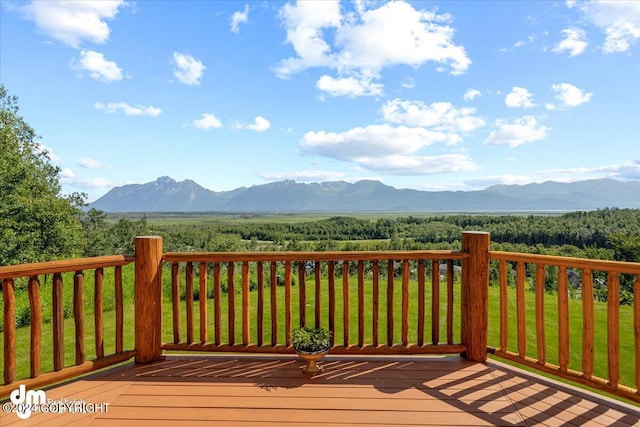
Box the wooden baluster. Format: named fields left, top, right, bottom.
left=372, top=261, right=379, bottom=347
left=242, top=261, right=250, bottom=345
left=213, top=262, right=221, bottom=346
left=358, top=260, right=365, bottom=348
left=29, top=276, right=42, bottom=378
left=115, top=266, right=123, bottom=353
left=447, top=260, right=454, bottom=345
left=171, top=263, right=181, bottom=344
left=558, top=266, right=569, bottom=372
left=315, top=261, right=322, bottom=329
left=227, top=262, right=235, bottom=346
left=53, top=273, right=64, bottom=371
left=74, top=271, right=85, bottom=364
left=343, top=260, right=350, bottom=347
left=270, top=261, right=278, bottom=346
left=608, top=272, right=620, bottom=387
left=499, top=259, right=508, bottom=352
left=535, top=264, right=546, bottom=364
left=431, top=261, right=440, bottom=345
left=402, top=260, right=409, bottom=346
left=387, top=260, right=394, bottom=346
left=257, top=261, right=264, bottom=346
left=285, top=261, right=292, bottom=346
left=417, top=260, right=425, bottom=346
left=3, top=278, right=16, bottom=384
left=516, top=262, right=526, bottom=358
left=582, top=269, right=594, bottom=379
left=186, top=262, right=194, bottom=345
left=328, top=261, right=335, bottom=347
left=199, top=262, right=208, bottom=343
left=94, top=268, right=104, bottom=359
left=298, top=262, right=306, bottom=328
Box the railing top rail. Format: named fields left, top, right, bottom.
left=163, top=250, right=468, bottom=263
left=490, top=250, right=640, bottom=275
left=0, top=255, right=135, bottom=280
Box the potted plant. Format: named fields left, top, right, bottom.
left=291, top=326, right=331, bottom=376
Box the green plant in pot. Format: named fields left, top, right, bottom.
left=291, top=326, right=331, bottom=376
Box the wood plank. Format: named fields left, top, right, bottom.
left=185, top=262, right=194, bottom=344
left=431, top=260, right=439, bottom=345
left=447, top=260, right=454, bottom=345
left=115, top=266, right=123, bottom=353
left=270, top=261, right=278, bottom=345
left=242, top=261, right=250, bottom=345
left=372, top=261, right=379, bottom=347
left=582, top=268, right=595, bottom=379
left=171, top=262, right=180, bottom=344
left=213, top=262, right=221, bottom=345
left=499, top=259, right=508, bottom=352
left=257, top=261, right=264, bottom=346
left=387, top=260, right=394, bottom=346
left=343, top=260, right=350, bottom=347
left=94, top=268, right=104, bottom=359
left=417, top=260, right=425, bottom=346
left=228, top=262, right=235, bottom=345
left=516, top=261, right=526, bottom=358
left=557, top=265, right=569, bottom=372
left=608, top=272, right=620, bottom=387
left=298, top=261, right=306, bottom=328
left=402, top=259, right=409, bottom=346
left=635, top=275, right=640, bottom=391
left=284, top=261, right=292, bottom=346
left=315, top=261, right=322, bottom=329
left=358, top=260, right=364, bottom=347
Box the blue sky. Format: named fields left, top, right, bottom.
left=1, top=0, right=639, bottom=202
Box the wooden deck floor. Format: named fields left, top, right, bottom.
left=2, top=355, right=639, bottom=426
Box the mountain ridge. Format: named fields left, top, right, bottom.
left=89, top=176, right=640, bottom=212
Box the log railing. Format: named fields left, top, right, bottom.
left=488, top=251, right=640, bottom=403
left=161, top=249, right=470, bottom=356
left=0, top=255, right=136, bottom=396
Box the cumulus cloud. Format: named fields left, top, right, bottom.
left=484, top=116, right=550, bottom=147
left=505, top=87, right=535, bottom=108
left=316, top=74, right=383, bottom=97
left=277, top=0, right=470, bottom=96
left=552, top=28, right=588, bottom=57
left=230, top=5, right=249, bottom=33
left=299, top=124, right=479, bottom=175
left=234, top=116, right=271, bottom=132
left=551, top=83, right=592, bottom=107
left=70, top=50, right=123, bottom=82
left=173, top=52, right=206, bottom=85
left=579, top=1, right=640, bottom=53
left=380, top=99, right=485, bottom=136
left=94, top=102, right=161, bottom=116
left=192, top=113, right=222, bottom=129
left=463, top=89, right=481, bottom=101
left=549, top=159, right=640, bottom=181
left=12, top=0, right=126, bottom=47
left=34, top=143, right=61, bottom=163
left=78, top=157, right=112, bottom=169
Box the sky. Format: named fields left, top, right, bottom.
left=1, top=0, right=639, bottom=202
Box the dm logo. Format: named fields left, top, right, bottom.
left=10, top=384, right=47, bottom=419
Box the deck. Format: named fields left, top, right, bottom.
left=2, top=355, right=639, bottom=426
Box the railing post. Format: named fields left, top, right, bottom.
left=135, top=236, right=163, bottom=363
left=461, top=231, right=490, bottom=362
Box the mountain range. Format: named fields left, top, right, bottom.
left=88, top=176, right=640, bottom=213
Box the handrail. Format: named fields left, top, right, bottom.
left=1, top=256, right=136, bottom=397
left=488, top=250, right=640, bottom=403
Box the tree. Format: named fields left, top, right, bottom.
left=0, top=85, right=85, bottom=265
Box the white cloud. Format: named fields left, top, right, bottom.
left=463, top=89, right=481, bottom=101
left=276, top=1, right=470, bottom=96
left=316, top=74, right=383, bottom=97
left=484, top=116, right=550, bottom=147
left=551, top=83, right=592, bottom=107
left=505, top=87, right=535, bottom=108
left=380, top=99, right=485, bottom=135
left=78, top=157, right=112, bottom=169
left=548, top=159, right=640, bottom=181
left=552, top=28, right=588, bottom=57
left=13, top=0, right=126, bottom=47
left=230, top=5, right=249, bottom=33
left=192, top=113, right=222, bottom=129
left=299, top=123, right=479, bottom=175
left=59, top=168, right=75, bottom=179
left=401, top=77, right=415, bottom=89
left=579, top=0, right=640, bottom=53
left=173, top=52, right=206, bottom=85
left=70, top=50, right=123, bottom=82
left=69, top=177, right=117, bottom=189
left=94, top=102, right=161, bottom=116
left=34, top=143, right=61, bottom=163
left=235, top=116, right=271, bottom=132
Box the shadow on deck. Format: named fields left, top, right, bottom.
left=2, top=355, right=639, bottom=426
